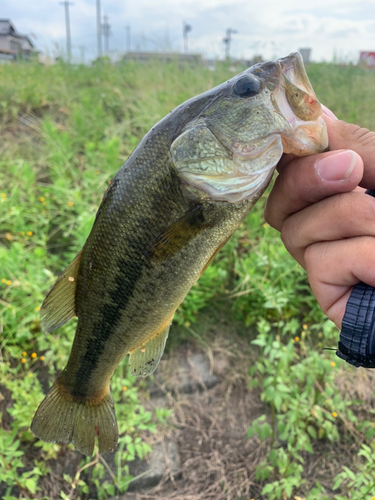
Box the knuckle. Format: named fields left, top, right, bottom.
left=280, top=166, right=300, bottom=201
left=330, top=192, right=346, bottom=213
left=332, top=192, right=375, bottom=233
left=303, top=242, right=321, bottom=271
left=280, top=218, right=296, bottom=253
left=328, top=192, right=361, bottom=223
left=264, top=199, right=281, bottom=231
left=362, top=194, right=375, bottom=221
left=352, top=125, right=374, bottom=147
left=359, top=235, right=375, bottom=260
left=263, top=201, right=272, bottom=225
left=339, top=121, right=375, bottom=148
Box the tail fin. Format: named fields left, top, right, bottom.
left=31, top=381, right=118, bottom=456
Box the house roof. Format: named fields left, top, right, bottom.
left=0, top=19, right=35, bottom=47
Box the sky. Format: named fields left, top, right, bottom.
left=3, top=0, right=375, bottom=63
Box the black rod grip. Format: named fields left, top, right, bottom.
left=336, top=189, right=375, bottom=368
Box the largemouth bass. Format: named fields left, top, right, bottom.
left=31, top=53, right=328, bottom=455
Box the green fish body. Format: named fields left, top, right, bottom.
left=31, top=53, right=328, bottom=455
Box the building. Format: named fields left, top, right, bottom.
left=0, top=19, right=35, bottom=62
left=359, top=51, right=375, bottom=68
left=298, top=48, right=312, bottom=64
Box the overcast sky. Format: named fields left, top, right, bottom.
left=3, top=0, right=375, bottom=63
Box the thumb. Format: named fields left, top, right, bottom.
left=325, top=116, right=375, bottom=188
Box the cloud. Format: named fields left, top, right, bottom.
left=2, top=0, right=374, bottom=62
left=365, top=22, right=375, bottom=34
left=331, top=27, right=360, bottom=38
left=283, top=1, right=375, bottom=21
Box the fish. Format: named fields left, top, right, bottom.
left=31, top=52, right=328, bottom=456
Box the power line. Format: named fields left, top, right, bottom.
left=78, top=45, right=87, bottom=63
left=96, top=0, right=102, bottom=58
left=59, top=1, right=73, bottom=61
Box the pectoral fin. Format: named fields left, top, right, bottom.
left=40, top=249, right=83, bottom=333
left=129, top=321, right=172, bottom=377
left=145, top=205, right=209, bottom=262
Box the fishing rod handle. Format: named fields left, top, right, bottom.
left=337, top=189, right=375, bottom=368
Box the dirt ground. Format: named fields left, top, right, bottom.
left=2, top=313, right=374, bottom=500
left=121, top=326, right=369, bottom=500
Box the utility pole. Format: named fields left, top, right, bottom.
left=125, top=25, right=131, bottom=52
left=59, top=1, right=73, bottom=61
left=223, top=28, right=237, bottom=60
left=78, top=45, right=86, bottom=64
left=102, top=15, right=111, bottom=55
left=182, top=21, right=192, bottom=53
left=96, top=0, right=102, bottom=57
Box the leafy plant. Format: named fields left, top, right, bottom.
left=1, top=57, right=375, bottom=499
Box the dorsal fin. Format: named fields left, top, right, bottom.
left=40, top=250, right=83, bottom=333
left=129, top=320, right=172, bottom=377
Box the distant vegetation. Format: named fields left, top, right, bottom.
left=1, top=60, right=375, bottom=499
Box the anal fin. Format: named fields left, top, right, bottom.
left=129, top=321, right=172, bottom=377
left=40, top=249, right=83, bottom=333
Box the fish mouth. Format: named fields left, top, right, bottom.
left=247, top=52, right=328, bottom=156
left=277, top=52, right=316, bottom=97
left=274, top=52, right=328, bottom=155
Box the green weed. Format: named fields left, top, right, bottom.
left=1, top=59, right=375, bottom=498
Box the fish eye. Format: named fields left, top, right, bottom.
left=233, top=75, right=261, bottom=98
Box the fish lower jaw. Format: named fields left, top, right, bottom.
left=180, top=168, right=275, bottom=203
left=178, top=134, right=283, bottom=203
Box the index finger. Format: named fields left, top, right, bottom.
left=264, top=149, right=363, bottom=231
left=325, top=116, right=375, bottom=188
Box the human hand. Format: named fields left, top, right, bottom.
left=264, top=108, right=375, bottom=329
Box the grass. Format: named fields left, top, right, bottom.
left=1, top=58, right=375, bottom=499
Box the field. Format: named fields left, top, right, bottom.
left=1, top=58, right=375, bottom=500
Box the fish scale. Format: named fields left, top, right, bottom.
left=31, top=52, right=328, bottom=455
